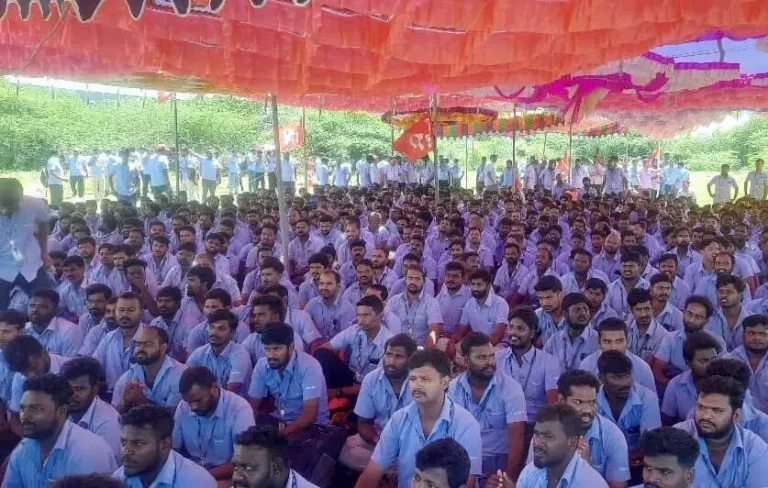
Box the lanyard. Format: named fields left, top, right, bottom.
left=563, top=335, right=585, bottom=370
left=462, top=382, right=495, bottom=419
left=512, top=349, right=538, bottom=393
left=385, top=379, right=407, bottom=417
left=276, top=356, right=298, bottom=416
left=632, top=331, right=651, bottom=358
left=353, top=332, right=380, bottom=376
left=196, top=416, right=219, bottom=465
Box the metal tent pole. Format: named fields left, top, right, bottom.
left=512, top=105, right=517, bottom=165
left=464, top=137, right=469, bottom=190
left=173, top=95, right=180, bottom=196
left=270, top=94, right=290, bottom=262
left=567, top=119, right=574, bottom=184
left=542, top=132, right=548, bottom=159
left=431, top=94, right=439, bottom=200
left=302, top=107, right=308, bottom=191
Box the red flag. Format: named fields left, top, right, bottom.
left=157, top=92, right=175, bottom=103
left=393, top=116, right=434, bottom=161
left=279, top=123, right=305, bottom=152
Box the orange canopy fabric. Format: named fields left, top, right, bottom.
left=5, top=0, right=768, bottom=107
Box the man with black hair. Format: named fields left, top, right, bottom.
left=80, top=296, right=119, bottom=355
left=605, top=251, right=650, bottom=321
left=436, top=261, right=472, bottom=350
left=232, top=425, right=319, bottom=488
left=727, top=313, right=768, bottom=414
left=555, top=369, right=630, bottom=488
left=247, top=324, right=328, bottom=436
left=673, top=375, right=768, bottom=487
left=356, top=348, right=482, bottom=488
left=627, top=288, right=670, bottom=362
left=341, top=259, right=376, bottom=306
left=185, top=288, right=243, bottom=353
left=532, top=275, right=565, bottom=343
left=3, top=374, right=116, bottom=487
left=160, top=241, right=197, bottom=289
left=493, top=242, right=528, bottom=300
left=652, top=295, right=726, bottom=386
left=579, top=317, right=657, bottom=395
left=413, top=438, right=472, bottom=488
left=26, top=288, right=81, bottom=357
left=339, top=333, right=417, bottom=472
left=660, top=332, right=721, bottom=425
left=112, top=326, right=186, bottom=414
left=544, top=293, right=599, bottom=372
left=59, top=357, right=121, bottom=461
left=242, top=294, right=306, bottom=363
left=648, top=273, right=684, bottom=332
left=186, top=309, right=252, bottom=395
left=174, top=365, right=254, bottom=483
left=297, top=253, right=332, bottom=309
left=584, top=277, right=620, bottom=330
left=149, top=286, right=189, bottom=362
left=57, top=255, right=88, bottom=320
left=304, top=270, right=356, bottom=342
left=0, top=310, right=26, bottom=420
left=597, top=350, right=661, bottom=476
left=114, top=404, right=216, bottom=487
left=79, top=283, right=112, bottom=339
left=449, top=332, right=527, bottom=481
left=637, top=427, right=699, bottom=488
left=453, top=269, right=509, bottom=347
left=511, top=246, right=559, bottom=308
left=706, top=274, right=750, bottom=351
left=385, top=264, right=444, bottom=348
left=560, top=249, right=609, bottom=295
left=339, top=239, right=370, bottom=289
left=657, top=253, right=693, bottom=311
left=146, top=235, right=177, bottom=286
left=490, top=404, right=608, bottom=488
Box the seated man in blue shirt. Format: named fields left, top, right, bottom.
left=490, top=404, right=608, bottom=488
left=26, top=288, right=81, bottom=357
left=556, top=370, right=630, bottom=488
left=50, top=474, right=128, bottom=488
left=661, top=332, right=720, bottom=426
left=597, top=350, right=661, bottom=481
left=449, top=332, right=527, bottom=481
left=339, top=333, right=417, bottom=472
left=544, top=293, right=599, bottom=372
left=314, top=295, right=393, bottom=402
left=673, top=375, right=768, bottom=488
left=173, top=366, right=255, bottom=484
left=413, top=438, right=471, bottom=488
left=114, top=404, right=216, bottom=488
left=636, top=427, right=698, bottom=488
left=247, top=324, right=328, bottom=438
left=59, top=357, right=122, bottom=463
left=3, top=374, right=117, bottom=488
left=355, top=348, right=482, bottom=488
left=232, top=425, right=320, bottom=488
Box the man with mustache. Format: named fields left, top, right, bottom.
left=79, top=296, right=119, bottom=356
left=490, top=404, right=607, bottom=488
left=78, top=284, right=112, bottom=340
left=385, top=265, right=444, bottom=348
left=672, top=375, right=768, bottom=487
left=304, top=270, right=356, bottom=342
left=339, top=333, right=417, bottom=472
left=25, top=288, right=81, bottom=358
left=111, top=325, right=186, bottom=415
left=247, top=324, right=328, bottom=437
left=449, top=332, right=526, bottom=481
left=636, top=427, right=698, bottom=488
left=727, top=314, right=768, bottom=414
left=597, top=351, right=661, bottom=481
left=669, top=228, right=699, bottom=280
left=606, top=252, right=650, bottom=322
left=453, top=270, right=509, bottom=348
left=585, top=278, right=620, bottom=330
left=657, top=254, right=692, bottom=311
left=706, top=274, right=750, bottom=352
left=149, top=286, right=189, bottom=362
left=493, top=242, right=528, bottom=301
left=3, top=374, right=116, bottom=487
left=232, top=425, right=319, bottom=488
left=173, top=366, right=254, bottom=484
left=627, top=288, right=670, bottom=363
left=648, top=274, right=684, bottom=332
left=544, top=293, right=599, bottom=372
left=186, top=309, right=252, bottom=395
left=355, top=348, right=481, bottom=488
left=114, top=404, right=215, bottom=487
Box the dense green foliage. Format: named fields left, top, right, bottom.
left=0, top=79, right=765, bottom=171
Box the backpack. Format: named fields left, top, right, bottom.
left=40, top=167, right=49, bottom=188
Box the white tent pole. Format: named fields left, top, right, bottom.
left=270, top=94, right=290, bottom=261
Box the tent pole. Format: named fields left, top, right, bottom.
left=543, top=132, right=548, bottom=159
left=567, top=119, right=574, bottom=184
left=431, top=94, right=439, bottom=200
left=302, top=107, right=307, bottom=191
left=512, top=104, right=517, bottom=165
left=464, top=137, right=469, bottom=190
left=270, top=94, right=290, bottom=262
left=390, top=97, right=395, bottom=156
left=173, top=95, right=180, bottom=196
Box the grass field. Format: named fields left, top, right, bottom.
left=10, top=168, right=750, bottom=207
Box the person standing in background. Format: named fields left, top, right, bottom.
left=707, top=164, right=739, bottom=203
left=227, top=150, right=242, bottom=195
left=745, top=158, right=768, bottom=200
left=179, top=147, right=200, bottom=202
left=200, top=149, right=221, bottom=204
left=47, top=150, right=67, bottom=206
left=67, top=148, right=88, bottom=199
left=281, top=152, right=296, bottom=196
left=89, top=148, right=108, bottom=203
left=450, top=158, right=463, bottom=189
left=476, top=157, right=486, bottom=195
left=266, top=149, right=277, bottom=190
left=484, top=155, right=499, bottom=192
left=248, top=148, right=265, bottom=191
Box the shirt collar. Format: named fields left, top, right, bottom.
left=50, top=419, right=75, bottom=453
left=457, top=371, right=497, bottom=399
left=73, top=398, right=101, bottom=429
left=150, top=451, right=180, bottom=486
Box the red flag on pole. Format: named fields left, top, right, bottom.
left=393, top=116, right=434, bottom=160
left=279, top=123, right=305, bottom=152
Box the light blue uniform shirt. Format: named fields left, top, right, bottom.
left=654, top=301, right=684, bottom=332
left=579, top=350, right=657, bottom=395
left=57, top=281, right=88, bottom=317
left=172, top=389, right=255, bottom=468
left=2, top=420, right=117, bottom=488
left=593, top=252, right=622, bottom=282
left=597, top=384, right=661, bottom=450
left=495, top=346, right=560, bottom=422
left=78, top=321, right=114, bottom=356
left=535, top=308, right=567, bottom=344
left=9, top=353, right=68, bottom=412
left=329, top=325, right=392, bottom=380
left=93, top=326, right=143, bottom=390
left=654, top=328, right=726, bottom=376
left=371, top=397, right=482, bottom=488
left=459, top=293, right=510, bottom=337
left=605, top=278, right=650, bottom=321
left=0, top=353, right=13, bottom=405
left=435, top=285, right=472, bottom=334
left=186, top=342, right=252, bottom=394
left=354, top=367, right=412, bottom=431
left=627, top=318, right=670, bottom=362
left=728, top=346, right=768, bottom=415
left=25, top=318, right=81, bottom=357
left=384, top=291, right=444, bottom=346
left=673, top=419, right=768, bottom=488
left=544, top=326, right=600, bottom=372
left=185, top=320, right=250, bottom=354
left=589, top=302, right=620, bottom=330
left=111, top=355, right=187, bottom=409
left=517, top=450, right=609, bottom=488
left=149, top=311, right=195, bottom=362
left=493, top=261, right=528, bottom=299
left=248, top=351, right=328, bottom=425
left=110, top=163, right=139, bottom=197
left=448, top=371, right=526, bottom=456
left=71, top=396, right=122, bottom=463
left=304, top=294, right=356, bottom=342
left=582, top=414, right=630, bottom=482
left=113, top=449, right=216, bottom=488
left=661, top=370, right=698, bottom=421
left=706, top=306, right=750, bottom=351
left=560, top=269, right=610, bottom=295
